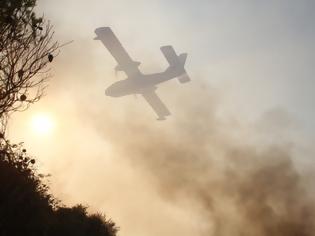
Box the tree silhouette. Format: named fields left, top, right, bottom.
left=0, top=0, right=59, bottom=133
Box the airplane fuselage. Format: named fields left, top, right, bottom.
left=105, top=67, right=185, bottom=97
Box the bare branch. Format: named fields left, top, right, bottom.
left=0, top=4, right=60, bottom=133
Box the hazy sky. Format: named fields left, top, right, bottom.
left=7, top=1, right=315, bottom=236
left=37, top=0, right=315, bottom=130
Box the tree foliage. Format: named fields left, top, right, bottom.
left=0, top=0, right=59, bottom=133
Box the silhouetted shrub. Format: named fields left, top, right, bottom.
left=51, top=205, right=118, bottom=236
left=0, top=140, right=118, bottom=236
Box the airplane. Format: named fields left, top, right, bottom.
left=94, top=27, right=190, bottom=120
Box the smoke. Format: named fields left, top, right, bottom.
left=9, top=37, right=315, bottom=235
left=9, top=43, right=315, bottom=236
left=5, top=1, right=314, bottom=235
left=63, top=79, right=314, bottom=236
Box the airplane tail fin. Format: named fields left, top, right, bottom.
left=160, top=46, right=190, bottom=83
left=160, top=46, right=185, bottom=67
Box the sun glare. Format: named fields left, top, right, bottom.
left=31, top=113, right=55, bottom=135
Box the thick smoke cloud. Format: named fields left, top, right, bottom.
left=76, top=81, right=315, bottom=236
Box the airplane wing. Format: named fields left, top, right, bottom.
left=95, top=27, right=141, bottom=77
left=142, top=90, right=171, bottom=120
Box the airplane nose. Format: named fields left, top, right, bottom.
left=105, top=85, right=117, bottom=96
left=105, top=83, right=122, bottom=97
left=105, top=87, right=111, bottom=96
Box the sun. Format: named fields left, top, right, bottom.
left=31, top=113, right=55, bottom=135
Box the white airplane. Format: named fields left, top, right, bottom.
left=94, top=27, right=190, bottom=120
